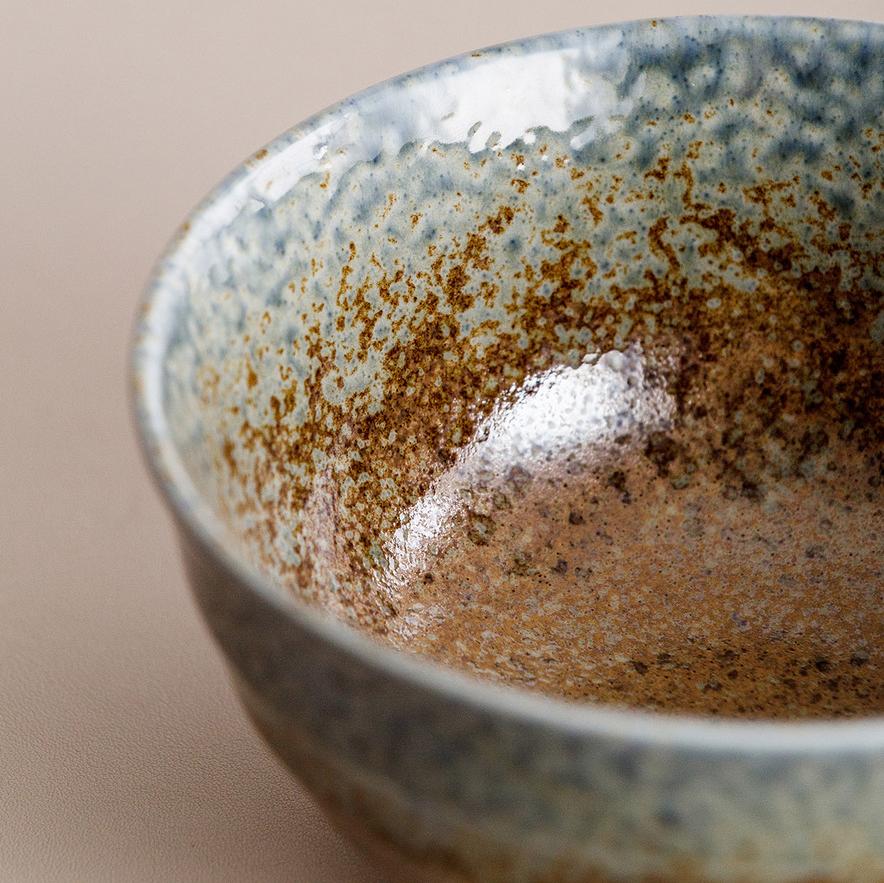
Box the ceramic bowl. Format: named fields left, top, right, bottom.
left=133, top=17, right=884, bottom=882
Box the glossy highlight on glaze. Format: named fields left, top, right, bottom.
left=378, top=347, right=881, bottom=718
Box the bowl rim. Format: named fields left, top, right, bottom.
left=131, top=14, right=884, bottom=754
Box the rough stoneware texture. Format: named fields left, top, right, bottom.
left=134, top=17, right=884, bottom=882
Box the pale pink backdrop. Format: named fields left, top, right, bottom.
left=2, top=1, right=881, bottom=880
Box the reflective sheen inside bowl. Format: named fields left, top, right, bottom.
left=161, top=20, right=882, bottom=719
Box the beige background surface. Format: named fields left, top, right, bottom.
left=1, top=2, right=881, bottom=880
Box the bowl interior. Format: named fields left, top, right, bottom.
left=148, top=18, right=883, bottom=719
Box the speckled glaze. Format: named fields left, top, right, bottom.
left=133, top=17, right=884, bottom=882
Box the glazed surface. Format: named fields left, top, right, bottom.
left=159, top=19, right=883, bottom=719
